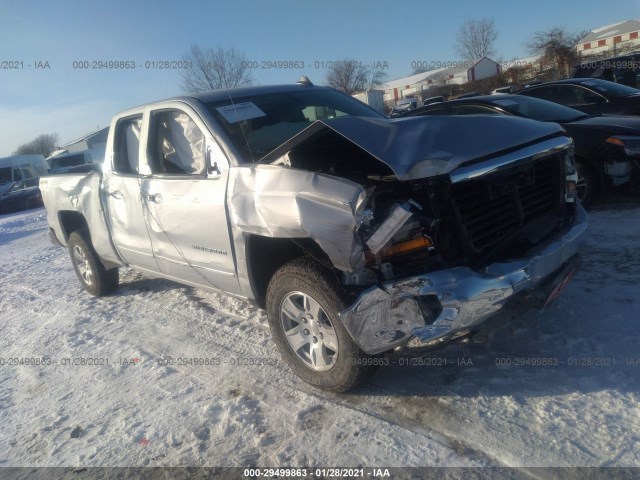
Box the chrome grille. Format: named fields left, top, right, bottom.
left=450, top=154, right=564, bottom=254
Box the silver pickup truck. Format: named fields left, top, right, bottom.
left=41, top=80, right=588, bottom=391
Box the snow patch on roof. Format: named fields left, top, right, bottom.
left=596, top=29, right=620, bottom=39
left=593, top=21, right=627, bottom=33
left=381, top=67, right=450, bottom=90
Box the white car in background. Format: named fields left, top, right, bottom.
left=47, top=149, right=103, bottom=174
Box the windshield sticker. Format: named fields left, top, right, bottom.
left=216, top=102, right=266, bottom=123
left=493, top=99, right=519, bottom=107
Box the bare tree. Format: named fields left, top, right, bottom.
left=526, top=27, right=588, bottom=78
left=455, top=18, right=498, bottom=62
left=14, top=133, right=59, bottom=157
left=326, top=60, right=387, bottom=95
left=180, top=44, right=254, bottom=93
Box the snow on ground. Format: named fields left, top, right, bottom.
left=0, top=201, right=638, bottom=470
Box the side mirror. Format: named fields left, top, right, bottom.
left=208, top=161, right=221, bottom=176
left=206, top=144, right=225, bottom=178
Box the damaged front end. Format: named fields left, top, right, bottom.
left=249, top=115, right=587, bottom=355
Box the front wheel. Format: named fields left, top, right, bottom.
left=68, top=229, right=119, bottom=296
left=266, top=257, right=374, bottom=392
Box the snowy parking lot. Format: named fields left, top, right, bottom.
left=0, top=200, right=639, bottom=469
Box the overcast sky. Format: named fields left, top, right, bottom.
left=1, top=0, right=638, bottom=156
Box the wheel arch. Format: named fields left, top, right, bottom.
left=245, top=235, right=334, bottom=309
left=58, top=211, right=119, bottom=270
left=574, top=154, right=606, bottom=188
left=58, top=210, right=89, bottom=242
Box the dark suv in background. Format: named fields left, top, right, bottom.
left=517, top=78, right=640, bottom=116
left=572, top=52, right=640, bottom=88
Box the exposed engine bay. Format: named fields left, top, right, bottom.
left=271, top=127, right=576, bottom=288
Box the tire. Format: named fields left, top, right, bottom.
left=266, top=257, right=374, bottom=392
left=68, top=229, right=119, bottom=296
left=575, top=161, right=600, bottom=209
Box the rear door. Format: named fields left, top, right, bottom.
left=103, top=112, right=159, bottom=271
left=139, top=104, right=239, bottom=293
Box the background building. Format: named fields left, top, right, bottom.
left=381, top=57, right=501, bottom=106
left=577, top=19, right=640, bottom=58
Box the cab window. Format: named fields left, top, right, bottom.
left=150, top=110, right=206, bottom=175
left=113, top=115, right=143, bottom=174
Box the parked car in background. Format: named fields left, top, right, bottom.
left=0, top=180, right=43, bottom=214
left=0, top=155, right=48, bottom=195
left=572, top=52, right=640, bottom=88
left=422, top=95, right=444, bottom=106
left=492, top=86, right=515, bottom=94
left=401, top=94, right=640, bottom=207
left=60, top=162, right=102, bottom=174
left=47, top=149, right=103, bottom=174
left=389, top=97, right=418, bottom=117
left=456, top=91, right=480, bottom=99
left=517, top=78, right=640, bottom=116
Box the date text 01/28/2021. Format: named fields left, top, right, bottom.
left=242, top=468, right=392, bottom=477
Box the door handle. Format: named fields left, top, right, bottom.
left=107, top=190, right=124, bottom=199
left=144, top=193, right=162, bottom=204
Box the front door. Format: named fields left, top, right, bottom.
left=139, top=106, right=239, bottom=293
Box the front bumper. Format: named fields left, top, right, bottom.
left=340, top=204, right=589, bottom=355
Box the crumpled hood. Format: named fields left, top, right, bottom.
left=261, top=115, right=565, bottom=180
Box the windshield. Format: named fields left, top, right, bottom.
left=496, top=95, right=588, bottom=122
left=206, top=88, right=383, bottom=162
left=578, top=79, right=640, bottom=97
left=0, top=167, right=11, bottom=184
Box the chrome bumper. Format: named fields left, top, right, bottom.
left=340, top=205, right=589, bottom=355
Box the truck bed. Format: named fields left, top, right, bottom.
left=39, top=171, right=121, bottom=267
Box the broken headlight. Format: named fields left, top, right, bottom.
left=362, top=199, right=435, bottom=264
left=354, top=187, right=374, bottom=227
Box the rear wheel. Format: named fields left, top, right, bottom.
left=68, top=229, right=119, bottom=296
left=575, top=161, right=600, bottom=209
left=266, top=257, right=374, bottom=392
